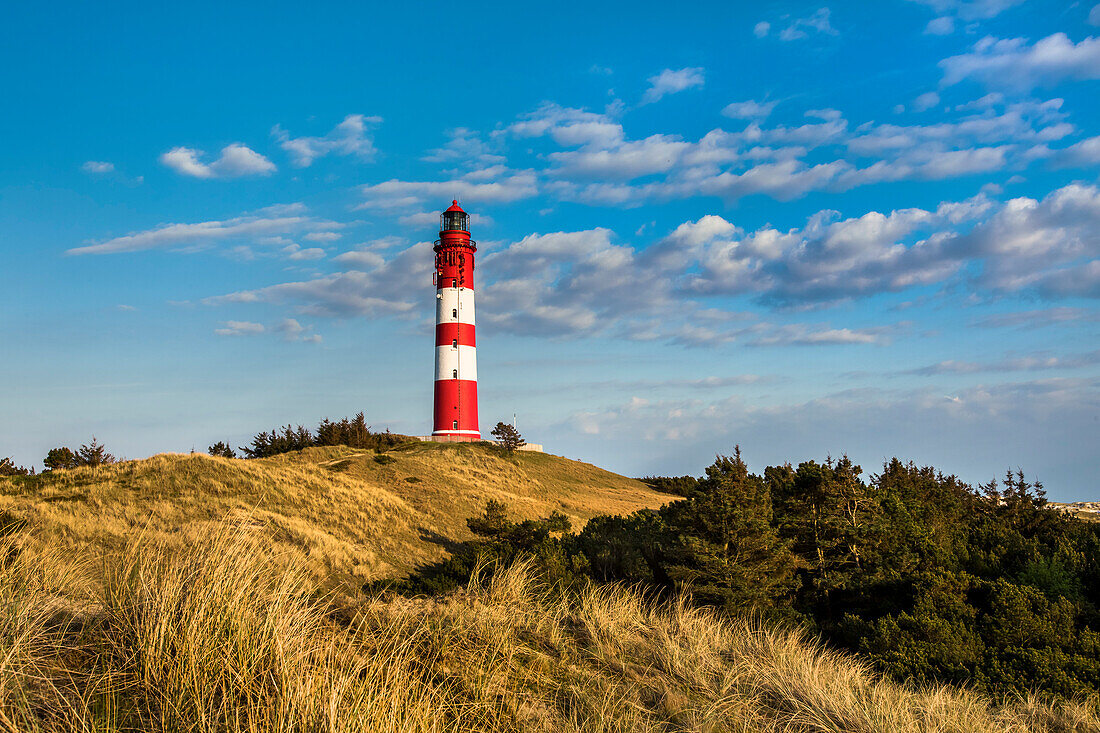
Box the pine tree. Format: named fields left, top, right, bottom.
left=660, top=447, right=795, bottom=612
left=43, top=447, right=79, bottom=471
left=77, top=437, right=116, bottom=467
left=491, top=422, right=526, bottom=453
left=0, top=457, right=31, bottom=476
left=208, top=441, right=237, bottom=459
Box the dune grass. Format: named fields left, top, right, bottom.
left=2, top=524, right=1097, bottom=732
left=0, top=443, right=668, bottom=594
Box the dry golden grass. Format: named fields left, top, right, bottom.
left=3, top=526, right=1097, bottom=732
left=0, top=442, right=668, bottom=594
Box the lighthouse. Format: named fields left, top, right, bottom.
left=432, top=201, right=480, bottom=441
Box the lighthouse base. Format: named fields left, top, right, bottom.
left=428, top=432, right=481, bottom=442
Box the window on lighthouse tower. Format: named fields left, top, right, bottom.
left=451, top=339, right=457, bottom=349
left=452, top=369, right=457, bottom=379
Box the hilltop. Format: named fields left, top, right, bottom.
left=0, top=441, right=669, bottom=593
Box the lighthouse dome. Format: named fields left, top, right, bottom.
left=441, top=200, right=469, bottom=232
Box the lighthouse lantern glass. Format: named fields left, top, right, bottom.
left=441, top=210, right=468, bottom=231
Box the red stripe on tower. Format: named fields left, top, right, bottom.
left=431, top=201, right=480, bottom=440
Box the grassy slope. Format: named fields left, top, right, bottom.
left=0, top=442, right=668, bottom=591
left=4, top=528, right=1097, bottom=732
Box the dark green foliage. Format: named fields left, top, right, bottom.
left=208, top=441, right=237, bottom=459
left=43, top=447, right=79, bottom=471
left=240, top=413, right=412, bottom=458
left=660, top=448, right=795, bottom=612
left=490, top=421, right=525, bottom=453
left=638, top=475, right=701, bottom=497
left=0, top=457, right=31, bottom=476
left=378, top=500, right=580, bottom=596
left=392, top=448, right=1100, bottom=700
left=77, top=437, right=116, bottom=467
left=43, top=439, right=115, bottom=471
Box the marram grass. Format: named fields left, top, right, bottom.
left=2, top=525, right=1097, bottom=732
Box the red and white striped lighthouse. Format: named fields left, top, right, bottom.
left=432, top=201, right=480, bottom=441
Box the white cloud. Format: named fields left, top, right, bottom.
left=925, top=16, right=955, bottom=35
left=753, top=21, right=771, bottom=38
left=214, top=321, right=265, bottom=336
left=422, top=127, right=505, bottom=165
left=778, top=8, right=838, bottom=41
left=333, top=248, right=386, bottom=270
left=905, top=350, right=1100, bottom=375
left=275, top=318, right=322, bottom=343
left=303, top=231, right=341, bottom=242
left=973, top=306, right=1100, bottom=329
left=557, top=377, right=1099, bottom=491
left=1090, top=4, right=1100, bottom=26
left=721, top=99, right=778, bottom=119
left=271, top=114, right=382, bottom=167
left=641, top=67, right=705, bottom=104
left=358, top=169, right=537, bottom=209
left=82, top=161, right=114, bottom=174
left=160, top=144, right=276, bottom=179
left=908, top=0, right=1025, bottom=21
left=68, top=204, right=337, bottom=255
left=912, top=91, right=941, bottom=112
left=204, top=241, right=432, bottom=318
left=281, top=244, right=326, bottom=261
left=941, top=33, right=1100, bottom=90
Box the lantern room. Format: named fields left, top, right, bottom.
left=440, top=200, right=469, bottom=232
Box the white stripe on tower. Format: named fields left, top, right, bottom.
left=436, top=288, right=476, bottom=325
left=435, top=345, right=478, bottom=381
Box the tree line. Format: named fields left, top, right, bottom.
left=388, top=448, right=1100, bottom=700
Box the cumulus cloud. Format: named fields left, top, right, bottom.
left=276, top=318, right=322, bottom=343
left=271, top=114, right=382, bottom=167
left=214, top=320, right=265, bottom=336
left=941, top=33, right=1100, bottom=90
left=950, top=183, right=1100, bottom=293
left=753, top=21, right=771, bottom=38
left=492, top=97, right=1082, bottom=208
left=281, top=244, right=326, bottom=261
left=82, top=161, right=114, bottom=174
left=68, top=204, right=338, bottom=255
left=160, top=144, right=276, bottom=179
left=641, top=67, right=705, bottom=104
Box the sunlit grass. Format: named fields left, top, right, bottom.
left=4, top=525, right=1095, bottom=732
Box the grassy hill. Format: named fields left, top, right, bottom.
left=4, top=444, right=1099, bottom=731
left=4, top=526, right=1096, bottom=732
left=0, top=441, right=669, bottom=593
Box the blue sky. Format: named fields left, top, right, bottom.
left=2, top=0, right=1099, bottom=499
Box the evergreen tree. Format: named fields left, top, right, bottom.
left=491, top=422, right=526, bottom=453
left=43, top=447, right=79, bottom=471
left=208, top=441, right=237, bottom=459
left=771, top=456, right=880, bottom=613
left=660, top=447, right=795, bottom=611
left=0, top=457, right=31, bottom=476
left=77, top=437, right=116, bottom=467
